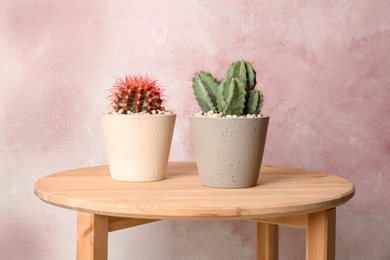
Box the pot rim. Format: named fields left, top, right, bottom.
left=189, top=115, right=269, bottom=120
left=100, top=113, right=176, bottom=117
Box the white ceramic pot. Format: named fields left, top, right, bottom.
left=100, top=113, right=176, bottom=182
left=190, top=116, right=269, bottom=188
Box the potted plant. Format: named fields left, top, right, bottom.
left=190, top=61, right=269, bottom=188
left=100, top=74, right=176, bottom=182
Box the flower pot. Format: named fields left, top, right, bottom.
left=100, top=113, right=176, bottom=182
left=189, top=116, right=269, bottom=188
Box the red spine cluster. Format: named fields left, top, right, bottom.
left=109, top=75, right=165, bottom=114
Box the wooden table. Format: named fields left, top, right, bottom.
left=34, top=162, right=354, bottom=260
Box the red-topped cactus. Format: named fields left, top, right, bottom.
left=108, top=75, right=166, bottom=114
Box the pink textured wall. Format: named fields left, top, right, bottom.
left=1, top=0, right=389, bottom=259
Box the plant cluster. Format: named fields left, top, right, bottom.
left=108, top=75, right=166, bottom=114
left=192, top=61, right=264, bottom=116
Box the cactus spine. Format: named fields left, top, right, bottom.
left=108, top=75, right=165, bottom=114
left=192, top=61, right=264, bottom=116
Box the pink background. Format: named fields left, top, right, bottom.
left=1, top=0, right=389, bottom=259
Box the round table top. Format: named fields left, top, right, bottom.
left=34, top=162, right=355, bottom=220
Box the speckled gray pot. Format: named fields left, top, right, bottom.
left=190, top=116, right=269, bottom=188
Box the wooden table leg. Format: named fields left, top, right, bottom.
left=77, top=212, right=108, bottom=260
left=257, top=222, right=279, bottom=260
left=306, top=208, right=336, bottom=260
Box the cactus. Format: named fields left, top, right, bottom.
left=192, top=72, right=219, bottom=113
left=216, top=77, right=246, bottom=116
left=192, top=61, right=264, bottom=116
left=247, top=90, right=264, bottom=115
left=108, top=75, right=165, bottom=114
left=227, top=61, right=256, bottom=93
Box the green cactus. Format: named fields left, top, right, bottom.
left=192, top=61, right=264, bottom=116
left=227, top=61, right=257, bottom=92
left=247, top=90, right=264, bottom=115
left=216, top=77, right=246, bottom=116
left=191, top=72, right=220, bottom=113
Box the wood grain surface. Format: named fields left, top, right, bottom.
left=34, top=162, right=354, bottom=220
